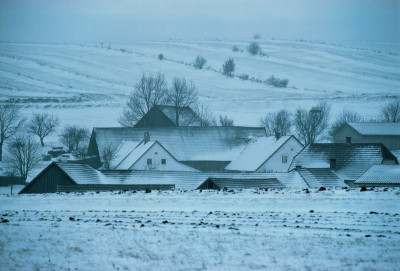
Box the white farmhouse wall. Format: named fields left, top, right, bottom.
left=257, top=137, right=303, bottom=173
left=131, top=143, right=197, bottom=171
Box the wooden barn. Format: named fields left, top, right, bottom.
left=332, top=122, right=400, bottom=150
left=19, top=162, right=173, bottom=194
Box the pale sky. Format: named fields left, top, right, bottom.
left=0, top=0, right=399, bottom=43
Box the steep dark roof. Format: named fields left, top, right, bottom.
left=157, top=105, right=201, bottom=126
left=134, top=105, right=201, bottom=127
left=289, top=143, right=398, bottom=180
left=89, top=126, right=266, bottom=162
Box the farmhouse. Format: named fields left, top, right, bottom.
left=332, top=122, right=400, bottom=150
left=134, top=105, right=201, bottom=127
left=87, top=126, right=268, bottom=171
left=225, top=135, right=303, bottom=172
left=289, top=143, right=399, bottom=187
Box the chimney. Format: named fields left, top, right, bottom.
left=275, top=132, right=281, bottom=140
left=330, top=159, right=337, bottom=170
left=144, top=132, right=150, bottom=144
left=346, top=137, right=352, bottom=144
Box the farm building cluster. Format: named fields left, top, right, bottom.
left=15, top=106, right=400, bottom=193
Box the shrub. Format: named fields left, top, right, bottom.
left=158, top=54, right=164, bottom=60
left=238, top=74, right=249, bottom=80
left=222, top=58, right=235, bottom=77
left=266, top=75, right=288, bottom=88
left=247, top=42, right=261, bottom=55
left=254, top=34, right=261, bottom=39
left=232, top=46, right=239, bottom=52
left=194, top=56, right=207, bottom=69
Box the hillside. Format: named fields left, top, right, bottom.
left=1, top=39, right=399, bottom=130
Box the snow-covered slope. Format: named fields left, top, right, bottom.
left=1, top=39, right=399, bottom=130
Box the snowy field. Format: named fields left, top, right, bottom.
left=1, top=187, right=399, bottom=270
left=1, top=39, right=399, bottom=132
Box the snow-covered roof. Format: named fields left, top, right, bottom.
left=90, top=126, right=266, bottom=162
left=57, top=163, right=106, bottom=185
left=101, top=171, right=306, bottom=190
left=297, top=168, right=343, bottom=187
left=355, top=165, right=400, bottom=184
left=225, top=136, right=294, bottom=171
left=158, top=105, right=201, bottom=126
left=114, top=141, right=156, bottom=170
left=111, top=141, right=141, bottom=169
left=347, top=122, right=400, bottom=136
left=289, top=143, right=398, bottom=180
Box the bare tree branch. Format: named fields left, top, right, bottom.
left=166, top=77, right=199, bottom=126
left=380, top=99, right=400, bottom=123
left=28, top=113, right=59, bottom=146
left=7, top=134, right=42, bottom=180
left=119, top=73, right=168, bottom=127
left=0, top=104, right=24, bottom=161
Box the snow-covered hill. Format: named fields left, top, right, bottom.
left=1, top=39, right=399, bottom=129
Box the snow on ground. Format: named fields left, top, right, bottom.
left=1, top=39, right=399, bottom=132
left=1, top=188, right=399, bottom=270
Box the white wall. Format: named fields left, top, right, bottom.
left=131, top=143, right=197, bottom=172
left=257, top=137, right=303, bottom=173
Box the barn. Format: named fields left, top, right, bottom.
left=332, top=122, right=400, bottom=150
left=19, top=162, right=173, bottom=194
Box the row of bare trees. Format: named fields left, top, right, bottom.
left=0, top=104, right=90, bottom=179
left=260, top=99, right=400, bottom=145
left=119, top=73, right=235, bottom=128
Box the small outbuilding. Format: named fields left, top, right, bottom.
left=197, top=177, right=285, bottom=190
left=332, top=122, right=400, bottom=150
left=352, top=164, right=400, bottom=187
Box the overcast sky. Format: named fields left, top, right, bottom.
left=0, top=0, right=399, bottom=43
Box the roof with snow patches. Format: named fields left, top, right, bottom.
left=289, top=143, right=398, bottom=180
left=297, top=168, right=343, bottom=187
left=89, top=126, right=266, bottom=162
left=355, top=165, right=400, bottom=185
left=346, top=122, right=400, bottom=136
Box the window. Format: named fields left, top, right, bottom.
left=330, top=159, right=337, bottom=169
left=346, top=137, right=352, bottom=144
left=282, top=156, right=288, bottom=163
left=147, top=159, right=152, bottom=165
left=161, top=159, right=166, bottom=165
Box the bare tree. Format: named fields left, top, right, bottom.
left=0, top=104, right=24, bottom=161
left=166, top=77, right=199, bottom=126
left=119, top=73, right=168, bottom=127
left=101, top=143, right=119, bottom=170
left=219, top=115, right=234, bottom=126
left=329, top=109, right=362, bottom=137
left=294, top=101, right=330, bottom=145
left=194, top=56, right=207, bottom=69
left=59, top=126, right=89, bottom=153
left=260, top=110, right=291, bottom=137
left=195, top=104, right=217, bottom=126
left=7, top=134, right=42, bottom=180
left=27, top=113, right=59, bottom=146
left=380, top=100, right=400, bottom=123
left=222, top=58, right=235, bottom=77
